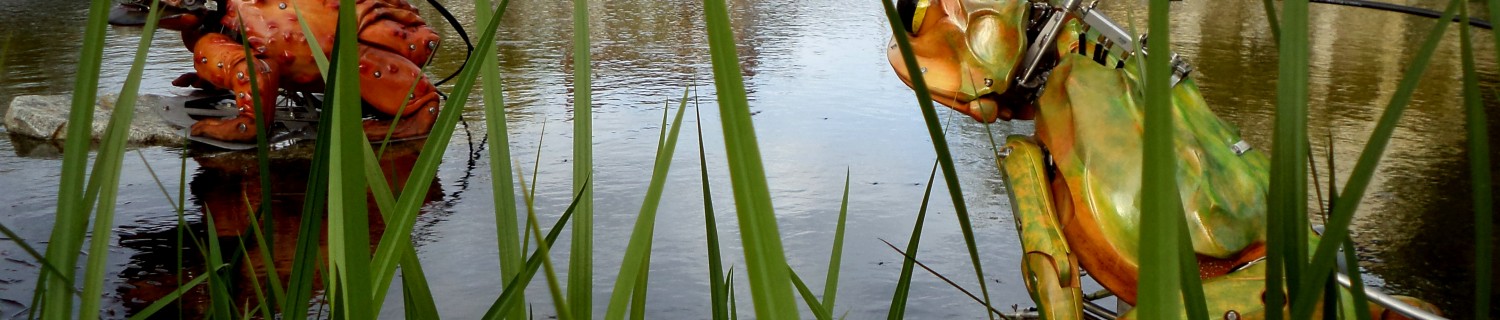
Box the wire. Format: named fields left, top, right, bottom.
left=1310, top=0, right=1492, bottom=30
left=425, top=0, right=475, bottom=86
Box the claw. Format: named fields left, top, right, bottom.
left=191, top=116, right=258, bottom=142
left=363, top=99, right=438, bottom=142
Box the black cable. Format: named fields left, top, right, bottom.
left=1310, top=0, right=1492, bottom=30
left=425, top=0, right=475, bottom=86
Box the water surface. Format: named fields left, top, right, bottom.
left=1, top=0, right=1496, bottom=318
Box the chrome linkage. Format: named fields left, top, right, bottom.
left=1016, top=0, right=1194, bottom=88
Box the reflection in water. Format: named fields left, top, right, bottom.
left=115, top=140, right=442, bottom=318
left=0, top=0, right=1496, bottom=317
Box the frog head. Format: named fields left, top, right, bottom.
left=889, top=0, right=1033, bottom=122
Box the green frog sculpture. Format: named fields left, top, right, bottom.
left=887, top=0, right=1442, bottom=318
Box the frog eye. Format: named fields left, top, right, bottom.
left=897, top=0, right=932, bottom=34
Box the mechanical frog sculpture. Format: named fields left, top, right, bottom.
left=108, top=0, right=444, bottom=143
left=887, top=0, right=1443, bottom=318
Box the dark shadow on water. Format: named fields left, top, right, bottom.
left=113, top=139, right=443, bottom=318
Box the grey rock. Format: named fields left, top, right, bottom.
left=3, top=94, right=183, bottom=146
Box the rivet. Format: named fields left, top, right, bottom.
left=1224, top=310, right=1240, bottom=320
left=919, top=67, right=928, bottom=74
left=199, top=57, right=207, bottom=64
left=278, top=2, right=287, bottom=9
left=237, top=72, right=245, bottom=79
left=373, top=71, right=382, bottom=78
left=984, top=78, right=993, bottom=87
left=427, top=106, right=438, bottom=114
left=408, top=93, right=415, bottom=100
left=426, top=40, right=437, bottom=49
left=217, top=62, right=224, bottom=68
left=409, top=44, right=417, bottom=51
left=237, top=122, right=248, bottom=132
left=239, top=92, right=248, bottom=99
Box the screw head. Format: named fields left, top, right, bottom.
left=1224, top=310, right=1240, bottom=320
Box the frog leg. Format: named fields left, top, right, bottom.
left=1000, top=135, right=1085, bottom=319
left=188, top=33, right=281, bottom=142
left=354, top=45, right=440, bottom=141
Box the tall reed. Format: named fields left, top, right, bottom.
left=570, top=0, right=597, bottom=317
left=701, top=0, right=800, bottom=317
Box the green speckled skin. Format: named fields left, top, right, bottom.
left=1000, top=136, right=1084, bottom=320
left=900, top=1, right=1438, bottom=315
left=1038, top=54, right=1269, bottom=262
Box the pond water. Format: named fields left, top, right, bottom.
left=1, top=0, right=1497, bottom=318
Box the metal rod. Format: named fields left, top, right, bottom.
left=1335, top=272, right=1448, bottom=320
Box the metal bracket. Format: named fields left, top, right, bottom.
left=1015, top=0, right=1195, bottom=88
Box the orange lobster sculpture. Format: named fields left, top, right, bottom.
left=109, top=0, right=443, bottom=142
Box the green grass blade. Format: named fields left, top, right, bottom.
left=472, top=0, right=528, bottom=318
left=238, top=239, right=276, bottom=320
left=481, top=179, right=591, bottom=320
left=37, top=0, right=113, bottom=316
left=1470, top=3, right=1494, bottom=320
left=0, top=224, right=71, bottom=290
left=1289, top=1, right=1462, bottom=317
left=702, top=0, right=801, bottom=317
left=728, top=267, right=739, bottom=320
left=887, top=163, right=939, bottom=320
left=1265, top=0, right=1313, bottom=317
left=368, top=0, right=513, bottom=310
left=282, top=96, right=334, bottom=320
left=516, top=161, right=573, bottom=320
left=126, top=265, right=220, bottom=320
left=325, top=0, right=374, bottom=316
left=879, top=2, right=995, bottom=316
left=400, top=248, right=443, bottom=319
left=233, top=17, right=278, bottom=304
left=629, top=254, right=650, bottom=320
left=205, top=214, right=240, bottom=319
left=290, top=2, right=328, bottom=80
left=569, top=0, right=596, bottom=317
left=1466, top=3, right=1495, bottom=317
left=696, top=100, right=730, bottom=320
left=1261, top=0, right=1281, bottom=42
left=79, top=1, right=164, bottom=318
left=245, top=203, right=288, bottom=306
left=1137, top=0, right=1202, bottom=318
left=605, top=92, right=689, bottom=319
left=821, top=170, right=850, bottom=312
left=788, top=268, right=832, bottom=320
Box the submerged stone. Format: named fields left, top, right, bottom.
left=3, top=94, right=182, bottom=146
